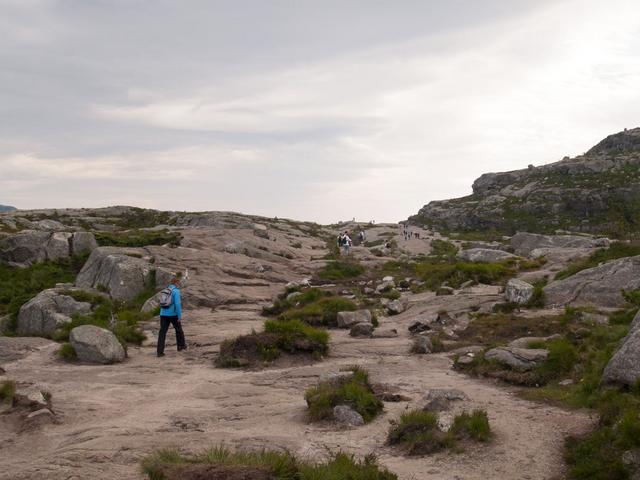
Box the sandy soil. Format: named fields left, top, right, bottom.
left=0, top=306, right=594, bottom=480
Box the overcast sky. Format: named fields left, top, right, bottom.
left=1, top=0, right=639, bottom=223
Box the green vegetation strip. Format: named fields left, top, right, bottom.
left=263, top=288, right=358, bottom=327
left=142, top=445, right=397, bottom=480
left=388, top=409, right=491, bottom=455
left=305, top=367, right=383, bottom=423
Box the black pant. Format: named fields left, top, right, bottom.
left=157, top=316, right=186, bottom=355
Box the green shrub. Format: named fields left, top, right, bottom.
left=527, top=281, right=547, bottom=308
left=217, top=320, right=329, bottom=368
left=262, top=288, right=331, bottom=317
left=305, top=366, right=383, bottom=423
left=58, top=342, right=77, bottom=361
left=0, top=380, right=16, bottom=404
left=536, top=338, right=579, bottom=382
left=555, top=242, right=640, bottom=281
left=141, top=446, right=397, bottom=480
left=0, top=256, right=87, bottom=327
left=414, top=260, right=515, bottom=290
left=319, top=260, right=365, bottom=280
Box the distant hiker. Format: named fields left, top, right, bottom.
left=415, top=232, right=420, bottom=239
left=343, top=233, right=352, bottom=255
left=157, top=277, right=186, bottom=357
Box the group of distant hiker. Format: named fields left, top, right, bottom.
left=402, top=224, right=419, bottom=241
left=337, top=229, right=367, bottom=255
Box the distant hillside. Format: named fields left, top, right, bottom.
left=0, top=204, right=16, bottom=213
left=408, top=128, right=640, bottom=237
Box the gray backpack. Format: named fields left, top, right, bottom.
left=158, top=288, right=173, bottom=308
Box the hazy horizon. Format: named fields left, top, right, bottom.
left=2, top=0, right=640, bottom=223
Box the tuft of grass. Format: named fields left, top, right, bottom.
left=305, top=366, right=383, bottom=423
left=450, top=410, right=492, bottom=442
left=217, top=320, right=329, bottom=368
left=555, top=242, right=640, bottom=281
left=414, top=260, right=515, bottom=290
left=58, top=342, right=77, bottom=361
left=319, top=260, right=365, bottom=281
left=141, top=446, right=397, bottom=480
left=280, top=297, right=357, bottom=327
left=526, top=280, right=547, bottom=308
left=388, top=409, right=492, bottom=455
left=0, top=380, right=16, bottom=404
left=262, top=288, right=332, bottom=317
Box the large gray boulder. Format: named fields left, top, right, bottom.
left=336, top=310, right=372, bottom=328
left=69, top=325, right=125, bottom=364
left=505, top=279, right=535, bottom=305
left=484, top=346, right=549, bottom=371
left=458, top=248, right=519, bottom=263
left=0, top=231, right=98, bottom=267
left=17, top=288, right=93, bottom=336
left=544, top=256, right=640, bottom=308
left=602, top=311, right=640, bottom=386
left=75, top=247, right=158, bottom=302
left=510, top=232, right=608, bottom=257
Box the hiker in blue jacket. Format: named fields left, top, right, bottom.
left=157, top=277, right=186, bottom=357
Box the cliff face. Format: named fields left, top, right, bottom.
left=409, top=128, right=640, bottom=236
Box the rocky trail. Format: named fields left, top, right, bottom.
left=0, top=212, right=598, bottom=480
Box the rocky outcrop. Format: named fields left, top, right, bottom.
left=75, top=247, right=169, bottom=302
left=412, top=336, right=433, bottom=354
left=458, top=248, right=518, bottom=263
left=16, top=288, right=93, bottom=336
left=484, top=346, right=549, bottom=371
left=602, top=311, right=640, bottom=386
left=544, top=256, right=640, bottom=308
left=510, top=232, right=608, bottom=257
left=408, top=128, right=640, bottom=235
left=422, top=389, right=468, bottom=411
left=505, top=279, right=535, bottom=305
left=0, top=231, right=98, bottom=267
left=69, top=325, right=126, bottom=364
left=387, top=298, right=408, bottom=315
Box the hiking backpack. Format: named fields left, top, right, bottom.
left=158, top=287, right=174, bottom=308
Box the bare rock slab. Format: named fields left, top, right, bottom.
left=544, top=255, right=640, bottom=308
left=603, top=311, right=640, bottom=386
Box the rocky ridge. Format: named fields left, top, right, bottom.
left=409, top=127, right=640, bottom=235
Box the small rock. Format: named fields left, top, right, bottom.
left=350, top=323, right=374, bottom=337
left=70, top=325, right=126, bottom=364
left=286, top=291, right=302, bottom=301
left=505, top=279, right=535, bottom=305
left=559, top=379, right=574, bottom=386
left=371, top=328, right=398, bottom=338
left=333, top=405, right=364, bottom=426
left=579, top=311, right=609, bottom=325
left=387, top=298, right=407, bottom=315
left=485, top=346, right=548, bottom=371
left=436, top=286, right=455, bottom=296
left=336, top=310, right=372, bottom=328
left=423, top=389, right=468, bottom=412
left=456, top=355, right=475, bottom=366
left=382, top=276, right=394, bottom=282
left=412, top=336, right=433, bottom=354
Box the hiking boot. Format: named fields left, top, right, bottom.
left=157, top=353, right=165, bottom=357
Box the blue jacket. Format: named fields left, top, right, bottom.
left=160, top=285, right=182, bottom=319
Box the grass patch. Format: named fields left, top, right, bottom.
left=58, top=342, right=77, bottom=361
left=387, top=409, right=491, bottom=455
left=95, top=229, right=181, bottom=248
left=50, top=286, right=155, bottom=346
left=0, top=256, right=87, bottom=331
left=305, top=366, right=383, bottom=423
left=141, top=445, right=397, bottom=480
left=262, top=288, right=331, bottom=317
left=280, top=296, right=358, bottom=327
left=555, top=242, right=640, bottom=280
left=216, top=319, right=329, bottom=368
left=319, top=260, right=365, bottom=281
left=430, top=239, right=458, bottom=257
left=0, top=380, right=16, bottom=404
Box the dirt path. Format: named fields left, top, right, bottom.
left=1, top=302, right=594, bottom=480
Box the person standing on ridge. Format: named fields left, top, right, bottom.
left=157, top=277, right=186, bottom=357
